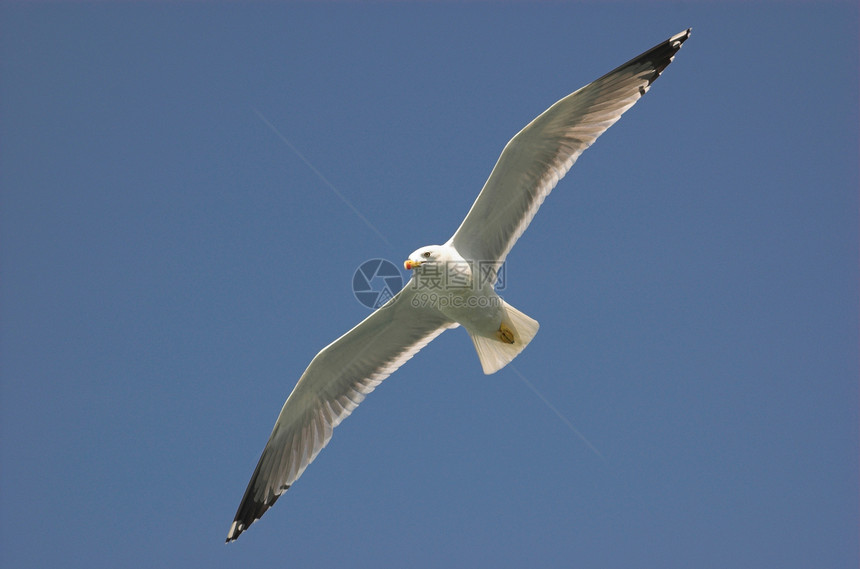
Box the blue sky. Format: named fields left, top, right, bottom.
left=1, top=3, right=857, bottom=568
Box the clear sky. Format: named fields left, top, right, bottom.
left=1, top=3, right=857, bottom=568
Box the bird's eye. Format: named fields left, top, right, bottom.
left=422, top=251, right=431, bottom=258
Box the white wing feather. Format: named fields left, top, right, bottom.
left=449, top=29, right=690, bottom=266
left=227, top=285, right=456, bottom=541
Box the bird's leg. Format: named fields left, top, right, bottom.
left=497, top=323, right=515, bottom=344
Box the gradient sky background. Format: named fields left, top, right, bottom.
left=1, top=3, right=858, bottom=568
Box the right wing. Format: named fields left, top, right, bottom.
left=449, top=29, right=690, bottom=268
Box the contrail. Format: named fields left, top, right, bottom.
left=509, top=364, right=604, bottom=459
left=251, top=106, right=395, bottom=250
left=252, top=105, right=601, bottom=459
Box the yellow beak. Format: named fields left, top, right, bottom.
left=404, top=259, right=421, bottom=270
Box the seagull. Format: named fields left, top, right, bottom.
left=227, top=28, right=690, bottom=542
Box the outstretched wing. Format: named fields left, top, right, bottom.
left=449, top=29, right=690, bottom=266
left=227, top=284, right=456, bottom=542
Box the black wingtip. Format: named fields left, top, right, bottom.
left=225, top=522, right=242, bottom=543
left=590, top=27, right=691, bottom=94
left=672, top=28, right=692, bottom=45
left=645, top=28, right=692, bottom=85
left=225, top=489, right=285, bottom=543
left=226, top=450, right=289, bottom=543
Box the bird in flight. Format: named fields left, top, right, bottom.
left=227, top=28, right=691, bottom=542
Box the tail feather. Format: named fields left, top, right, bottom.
left=469, top=300, right=539, bottom=374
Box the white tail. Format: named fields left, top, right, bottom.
left=468, top=300, right=539, bottom=374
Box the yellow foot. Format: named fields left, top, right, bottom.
left=497, top=324, right=515, bottom=344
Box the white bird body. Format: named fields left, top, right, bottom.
left=405, top=243, right=540, bottom=374
left=227, top=28, right=691, bottom=542
left=405, top=243, right=503, bottom=338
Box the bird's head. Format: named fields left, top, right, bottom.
left=404, top=245, right=445, bottom=271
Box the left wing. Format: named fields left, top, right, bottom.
left=227, top=284, right=456, bottom=541
left=449, top=29, right=690, bottom=266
